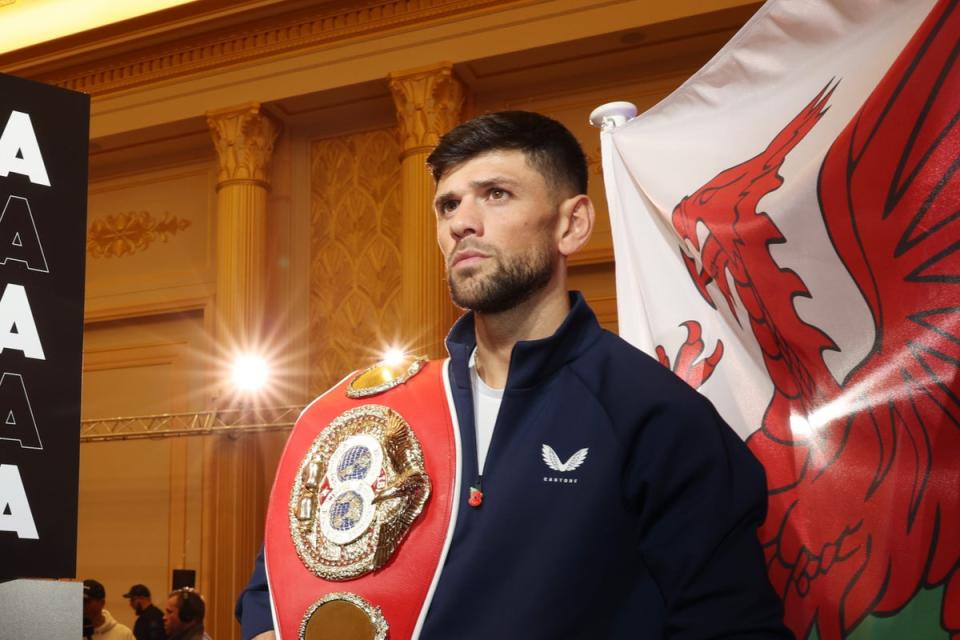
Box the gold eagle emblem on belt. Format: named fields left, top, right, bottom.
left=289, top=404, right=431, bottom=581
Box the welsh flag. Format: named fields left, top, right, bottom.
left=598, top=0, right=960, bottom=638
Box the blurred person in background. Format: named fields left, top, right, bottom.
left=83, top=579, right=135, bottom=640
left=163, top=588, right=212, bottom=640
left=123, top=583, right=166, bottom=640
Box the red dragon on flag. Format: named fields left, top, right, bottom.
left=657, top=0, right=960, bottom=637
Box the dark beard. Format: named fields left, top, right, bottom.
left=448, top=243, right=555, bottom=314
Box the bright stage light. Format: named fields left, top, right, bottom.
left=231, top=354, right=270, bottom=392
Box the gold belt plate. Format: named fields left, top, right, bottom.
left=299, top=592, right=388, bottom=640
left=346, top=355, right=426, bottom=398
left=289, top=404, right=431, bottom=580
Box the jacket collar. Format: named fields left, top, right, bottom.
left=445, top=291, right=602, bottom=391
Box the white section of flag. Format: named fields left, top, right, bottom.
left=600, top=0, right=935, bottom=439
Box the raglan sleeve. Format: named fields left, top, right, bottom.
left=626, top=391, right=794, bottom=639
left=235, top=545, right=275, bottom=640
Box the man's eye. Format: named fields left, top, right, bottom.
left=490, top=189, right=507, bottom=200
left=440, top=200, right=458, bottom=214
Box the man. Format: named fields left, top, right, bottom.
left=163, top=588, right=211, bottom=640
left=237, top=111, right=791, bottom=638
left=123, top=583, right=166, bottom=640
left=83, top=579, right=135, bottom=640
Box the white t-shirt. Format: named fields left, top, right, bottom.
left=469, top=347, right=504, bottom=473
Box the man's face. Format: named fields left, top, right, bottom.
left=434, top=149, right=561, bottom=313
left=128, top=596, right=145, bottom=614
left=163, top=595, right=184, bottom=635
left=82, top=597, right=103, bottom=621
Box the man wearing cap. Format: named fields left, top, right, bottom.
left=124, top=583, right=166, bottom=640
left=83, top=579, right=135, bottom=640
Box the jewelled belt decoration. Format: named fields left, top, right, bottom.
left=346, top=355, right=426, bottom=399
left=290, top=404, right=431, bottom=581
left=266, top=359, right=456, bottom=640
left=299, top=592, right=388, bottom=640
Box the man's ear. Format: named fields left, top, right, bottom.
left=557, top=194, right=595, bottom=257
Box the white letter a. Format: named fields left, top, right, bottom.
left=0, top=284, right=44, bottom=360
left=0, top=111, right=50, bottom=187
left=0, top=464, right=39, bottom=539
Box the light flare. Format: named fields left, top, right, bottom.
left=231, top=354, right=270, bottom=392
left=382, top=348, right=406, bottom=368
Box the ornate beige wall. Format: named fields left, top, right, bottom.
left=309, top=127, right=403, bottom=395
left=80, top=160, right=216, bottom=628
left=85, top=162, right=216, bottom=321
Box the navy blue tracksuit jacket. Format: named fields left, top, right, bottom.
left=238, top=292, right=791, bottom=639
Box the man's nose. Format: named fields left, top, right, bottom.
left=449, top=197, right=482, bottom=238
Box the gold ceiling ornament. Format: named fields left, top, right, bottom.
left=346, top=355, right=426, bottom=399
left=17, top=0, right=516, bottom=96
left=290, top=404, right=431, bottom=581
left=87, top=210, right=191, bottom=259
left=388, top=62, right=465, bottom=156
left=207, top=103, right=281, bottom=188
left=299, top=592, right=388, bottom=640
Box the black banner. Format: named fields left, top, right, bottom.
left=0, top=73, right=88, bottom=579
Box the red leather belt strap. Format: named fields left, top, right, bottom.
left=264, top=360, right=457, bottom=639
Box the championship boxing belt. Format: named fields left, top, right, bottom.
left=264, top=357, right=461, bottom=640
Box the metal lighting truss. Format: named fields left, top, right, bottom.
left=79, top=405, right=305, bottom=442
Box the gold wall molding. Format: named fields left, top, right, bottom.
left=19, top=0, right=524, bottom=96
left=87, top=165, right=214, bottom=196
left=84, top=294, right=211, bottom=325
left=310, top=127, right=403, bottom=395
left=83, top=341, right=185, bottom=372
left=207, top=103, right=281, bottom=188
left=570, top=245, right=614, bottom=266
left=588, top=295, right=618, bottom=328
left=388, top=62, right=466, bottom=157
left=87, top=210, right=192, bottom=259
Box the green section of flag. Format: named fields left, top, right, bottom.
left=806, top=586, right=946, bottom=639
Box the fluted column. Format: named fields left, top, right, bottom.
left=202, top=103, right=280, bottom=639
left=388, top=62, right=465, bottom=358
left=208, top=103, right=280, bottom=352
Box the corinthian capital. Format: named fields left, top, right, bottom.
left=207, top=103, right=281, bottom=187
left=388, top=63, right=465, bottom=155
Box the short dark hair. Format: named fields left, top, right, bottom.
left=426, top=111, right=588, bottom=196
